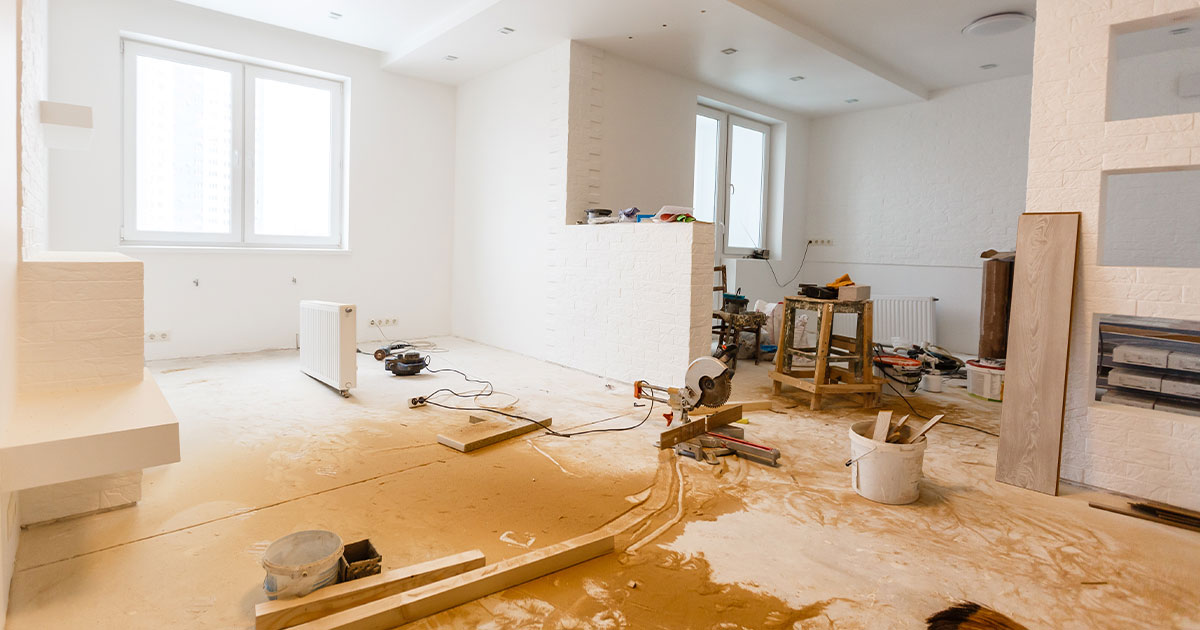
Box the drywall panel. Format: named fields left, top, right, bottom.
left=803, top=74, right=1033, bottom=356
left=46, top=0, right=456, bottom=360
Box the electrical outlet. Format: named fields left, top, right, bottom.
left=369, top=319, right=377, bottom=327
left=809, top=239, right=834, bottom=246
left=145, top=330, right=170, bottom=343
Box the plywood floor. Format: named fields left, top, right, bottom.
left=7, top=338, right=1199, bottom=629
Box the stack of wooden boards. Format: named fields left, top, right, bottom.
left=255, top=530, right=612, bottom=630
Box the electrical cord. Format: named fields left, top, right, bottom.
left=765, top=241, right=811, bottom=288
left=413, top=361, right=657, bottom=438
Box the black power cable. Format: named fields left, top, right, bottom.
left=765, top=241, right=811, bottom=288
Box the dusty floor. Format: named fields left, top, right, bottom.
left=7, top=337, right=1200, bottom=629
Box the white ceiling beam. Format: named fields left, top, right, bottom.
left=725, top=0, right=930, bottom=101
left=382, top=0, right=508, bottom=68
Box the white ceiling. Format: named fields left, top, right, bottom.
left=170, top=0, right=1039, bottom=116
left=759, top=0, right=1037, bottom=91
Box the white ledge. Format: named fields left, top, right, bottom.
left=0, top=369, right=180, bottom=492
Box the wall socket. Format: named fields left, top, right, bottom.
left=369, top=318, right=399, bottom=327
left=145, top=330, right=171, bottom=342
left=808, top=239, right=834, bottom=246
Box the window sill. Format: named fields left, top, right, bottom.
left=118, top=244, right=351, bottom=254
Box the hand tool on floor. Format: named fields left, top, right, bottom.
left=633, top=356, right=733, bottom=426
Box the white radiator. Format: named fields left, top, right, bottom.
left=872, top=296, right=937, bottom=347
left=299, top=300, right=357, bottom=397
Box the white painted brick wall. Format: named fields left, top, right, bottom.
left=18, top=0, right=47, bottom=256
left=17, top=254, right=144, bottom=391
left=541, top=43, right=712, bottom=387
left=18, top=470, right=141, bottom=526
left=1027, top=0, right=1200, bottom=510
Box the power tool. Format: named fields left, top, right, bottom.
left=633, top=356, right=734, bottom=425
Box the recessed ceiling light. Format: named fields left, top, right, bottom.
left=962, top=12, right=1034, bottom=36
left=328, top=11, right=342, bottom=19
left=1170, top=27, right=1193, bottom=35
left=980, top=63, right=998, bottom=69
left=443, top=55, right=459, bottom=61
left=845, top=98, right=859, bottom=104
left=789, top=75, right=805, bottom=81
left=721, top=48, right=738, bottom=55
left=498, top=27, right=515, bottom=35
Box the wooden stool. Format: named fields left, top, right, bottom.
left=769, top=297, right=881, bottom=410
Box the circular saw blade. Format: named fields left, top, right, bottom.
left=697, top=371, right=733, bottom=408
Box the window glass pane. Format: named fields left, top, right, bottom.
left=692, top=115, right=720, bottom=223
left=135, top=55, right=232, bottom=233
left=254, top=77, right=333, bottom=237
left=727, top=123, right=765, bottom=249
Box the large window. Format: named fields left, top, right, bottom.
left=122, top=40, right=345, bottom=247
left=693, top=105, right=770, bottom=255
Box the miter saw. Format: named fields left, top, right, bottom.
left=632, top=356, right=733, bottom=426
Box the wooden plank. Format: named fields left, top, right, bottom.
left=905, top=414, right=945, bottom=444
left=811, top=304, right=835, bottom=410
left=291, top=531, right=614, bottom=630
left=871, top=410, right=893, bottom=442
left=255, top=551, right=486, bottom=630
left=657, top=405, right=743, bottom=449
left=437, top=416, right=552, bottom=453
left=995, top=212, right=1080, bottom=495
left=691, top=400, right=772, bottom=415
left=1089, top=501, right=1200, bottom=533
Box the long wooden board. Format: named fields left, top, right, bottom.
left=995, top=212, right=1080, bottom=495
left=1089, top=501, right=1200, bottom=533
left=437, top=416, right=552, bottom=453
left=657, top=405, right=742, bottom=449
left=254, top=551, right=485, bottom=630
left=290, top=531, right=614, bottom=630
left=691, top=400, right=772, bottom=415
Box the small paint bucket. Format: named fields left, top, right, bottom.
left=262, top=530, right=343, bottom=600
left=847, top=421, right=927, bottom=505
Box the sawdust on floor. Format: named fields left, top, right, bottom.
left=7, top=339, right=1200, bottom=630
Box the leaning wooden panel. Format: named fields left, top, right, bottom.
left=291, top=531, right=615, bottom=630
left=254, top=550, right=486, bottom=630
left=995, top=212, right=1080, bottom=495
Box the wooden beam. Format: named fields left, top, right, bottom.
left=691, top=400, right=772, bottom=415
left=437, top=416, right=552, bottom=453
left=995, top=213, right=1080, bottom=495
left=657, top=406, right=743, bottom=449
left=255, top=550, right=486, bottom=630
left=290, top=531, right=614, bottom=630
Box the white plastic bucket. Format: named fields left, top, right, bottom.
left=262, top=530, right=343, bottom=600
left=966, top=360, right=1005, bottom=402
left=848, top=421, right=927, bottom=505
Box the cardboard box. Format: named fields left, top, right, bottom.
left=1107, top=368, right=1162, bottom=393
left=1113, top=345, right=1170, bottom=369
left=838, top=285, right=871, bottom=301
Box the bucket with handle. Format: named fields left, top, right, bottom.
left=262, top=530, right=343, bottom=600
left=847, top=420, right=927, bottom=505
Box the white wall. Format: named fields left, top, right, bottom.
left=2, top=0, right=21, bottom=623
left=46, top=0, right=456, bottom=360
left=18, top=0, right=45, bottom=257
left=452, top=43, right=714, bottom=385
left=589, top=51, right=810, bottom=307
left=802, top=75, right=1033, bottom=354
left=1110, top=46, right=1200, bottom=121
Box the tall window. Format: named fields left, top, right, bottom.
left=693, top=105, right=770, bottom=256
left=123, top=40, right=345, bottom=247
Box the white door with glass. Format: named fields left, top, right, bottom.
left=692, top=106, right=770, bottom=259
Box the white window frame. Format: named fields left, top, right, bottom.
left=696, top=104, right=770, bottom=257
left=122, top=39, right=346, bottom=249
